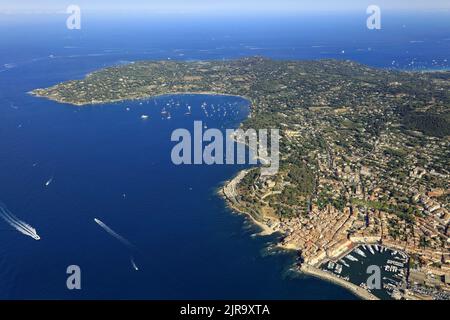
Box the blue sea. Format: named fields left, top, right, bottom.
left=0, top=12, right=448, bottom=299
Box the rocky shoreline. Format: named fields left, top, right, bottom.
left=221, top=169, right=380, bottom=301
left=221, top=169, right=276, bottom=236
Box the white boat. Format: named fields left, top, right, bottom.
left=131, top=257, right=139, bottom=271
left=355, top=247, right=366, bottom=258
left=45, top=177, right=53, bottom=187
left=346, top=254, right=358, bottom=262
left=140, top=115, right=149, bottom=120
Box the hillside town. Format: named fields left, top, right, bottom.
left=32, top=57, right=450, bottom=299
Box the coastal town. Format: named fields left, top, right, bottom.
left=31, top=57, right=450, bottom=300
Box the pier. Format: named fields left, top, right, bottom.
left=300, top=264, right=379, bottom=300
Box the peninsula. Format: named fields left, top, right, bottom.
left=31, top=57, right=450, bottom=299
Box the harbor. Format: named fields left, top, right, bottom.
left=319, top=244, right=408, bottom=300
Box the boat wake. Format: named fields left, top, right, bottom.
left=94, top=218, right=139, bottom=271
left=94, top=218, right=134, bottom=249
left=0, top=202, right=40, bottom=240
left=131, top=256, right=139, bottom=271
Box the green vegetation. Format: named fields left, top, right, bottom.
left=32, top=58, right=450, bottom=270
left=403, top=113, right=450, bottom=138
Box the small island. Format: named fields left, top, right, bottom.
left=31, top=57, right=450, bottom=300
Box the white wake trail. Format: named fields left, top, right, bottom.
left=130, top=256, right=139, bottom=271
left=0, top=203, right=40, bottom=240
left=94, top=218, right=134, bottom=249
left=94, top=218, right=139, bottom=271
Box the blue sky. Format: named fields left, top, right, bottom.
left=1, top=0, right=449, bottom=14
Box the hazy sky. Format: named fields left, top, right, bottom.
left=1, top=0, right=449, bottom=14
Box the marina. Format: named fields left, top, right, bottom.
left=320, top=245, right=408, bottom=300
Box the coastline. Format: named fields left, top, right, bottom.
left=220, top=169, right=381, bottom=301
left=220, top=169, right=275, bottom=236
left=300, top=264, right=379, bottom=300
left=33, top=80, right=395, bottom=301
left=29, top=56, right=450, bottom=109
left=30, top=57, right=449, bottom=300
left=29, top=89, right=256, bottom=109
